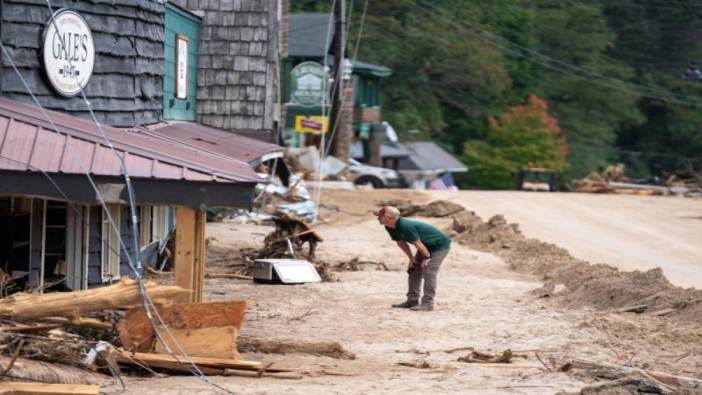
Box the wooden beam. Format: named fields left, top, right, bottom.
left=175, top=207, right=196, bottom=302
left=0, top=278, right=189, bottom=320
left=0, top=383, right=99, bottom=395
left=194, top=210, right=206, bottom=303
left=116, top=351, right=264, bottom=371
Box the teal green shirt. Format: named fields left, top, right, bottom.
left=385, top=217, right=451, bottom=253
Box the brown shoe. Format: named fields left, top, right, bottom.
left=410, top=304, right=433, bottom=311
left=392, top=301, right=418, bottom=308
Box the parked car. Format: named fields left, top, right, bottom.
left=347, top=158, right=404, bottom=188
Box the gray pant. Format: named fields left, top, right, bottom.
left=407, top=248, right=450, bottom=306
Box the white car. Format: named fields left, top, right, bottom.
left=347, top=158, right=404, bottom=188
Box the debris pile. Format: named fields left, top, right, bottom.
left=575, top=163, right=702, bottom=196
left=334, top=258, right=390, bottom=272
left=378, top=199, right=465, bottom=217
left=285, top=146, right=348, bottom=182
left=253, top=174, right=316, bottom=221
left=558, top=359, right=702, bottom=394
left=0, top=279, right=293, bottom=388
left=229, top=214, right=336, bottom=282
left=447, top=205, right=702, bottom=321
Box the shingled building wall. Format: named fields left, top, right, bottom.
left=170, top=0, right=280, bottom=141
left=0, top=0, right=165, bottom=127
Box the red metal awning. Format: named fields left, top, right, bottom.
left=140, top=121, right=283, bottom=165
left=0, top=97, right=264, bottom=183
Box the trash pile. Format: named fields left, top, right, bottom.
left=284, top=146, right=349, bottom=182
left=219, top=213, right=336, bottom=282
left=0, top=279, right=293, bottom=390
left=575, top=164, right=701, bottom=197
left=251, top=173, right=316, bottom=222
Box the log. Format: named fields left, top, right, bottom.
left=222, top=369, right=303, bottom=380
left=0, top=383, right=99, bottom=395
left=42, top=317, right=112, bottom=331
left=0, top=278, right=190, bottom=320
left=115, top=351, right=263, bottom=372
left=0, top=357, right=108, bottom=385
left=117, top=300, right=246, bottom=352
left=154, top=326, right=241, bottom=359
left=205, top=273, right=254, bottom=281
left=560, top=359, right=702, bottom=391
left=238, top=339, right=355, bottom=360
left=0, top=323, right=60, bottom=332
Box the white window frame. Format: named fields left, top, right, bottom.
left=101, top=205, right=121, bottom=282
left=152, top=206, right=170, bottom=243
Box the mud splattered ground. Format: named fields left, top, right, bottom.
left=115, top=189, right=701, bottom=394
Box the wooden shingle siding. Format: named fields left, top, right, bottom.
left=1, top=0, right=166, bottom=127
left=169, top=0, right=279, bottom=138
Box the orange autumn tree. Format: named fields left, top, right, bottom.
left=464, top=95, right=569, bottom=189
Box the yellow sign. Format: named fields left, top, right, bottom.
left=294, top=115, right=329, bottom=133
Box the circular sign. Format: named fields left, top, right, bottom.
left=42, top=9, right=95, bottom=97
left=290, top=61, right=329, bottom=107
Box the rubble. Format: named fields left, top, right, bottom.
left=449, top=206, right=702, bottom=320
left=377, top=199, right=465, bottom=217
left=239, top=214, right=336, bottom=282
left=575, top=164, right=702, bottom=196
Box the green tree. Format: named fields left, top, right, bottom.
left=526, top=0, right=642, bottom=179
left=463, top=95, right=568, bottom=189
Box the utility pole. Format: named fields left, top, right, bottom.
left=330, top=0, right=351, bottom=161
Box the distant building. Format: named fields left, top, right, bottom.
left=350, top=141, right=468, bottom=189
left=284, top=12, right=391, bottom=150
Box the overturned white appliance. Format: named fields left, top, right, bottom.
left=253, top=259, right=322, bottom=284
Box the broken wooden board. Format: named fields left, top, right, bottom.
left=117, top=300, right=246, bottom=352
left=154, top=326, right=241, bottom=359
left=0, top=278, right=189, bottom=320
left=116, top=351, right=263, bottom=372
left=0, top=383, right=99, bottom=395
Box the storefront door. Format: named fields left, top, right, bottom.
left=164, top=4, right=200, bottom=121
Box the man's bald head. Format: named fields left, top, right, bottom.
left=374, top=205, right=401, bottom=227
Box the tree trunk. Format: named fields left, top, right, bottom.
left=0, top=278, right=190, bottom=320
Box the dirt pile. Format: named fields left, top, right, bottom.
left=448, top=206, right=702, bottom=321
left=378, top=199, right=465, bottom=217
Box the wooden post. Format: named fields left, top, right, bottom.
left=194, top=210, right=206, bottom=303
left=174, top=207, right=206, bottom=302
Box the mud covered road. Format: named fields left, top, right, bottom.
left=444, top=192, right=702, bottom=288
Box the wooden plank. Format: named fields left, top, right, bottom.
left=154, top=326, right=241, bottom=359
left=116, top=351, right=263, bottom=371
left=175, top=207, right=196, bottom=302
left=194, top=210, right=206, bottom=303
left=0, top=383, right=99, bottom=394
left=117, top=300, right=246, bottom=352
